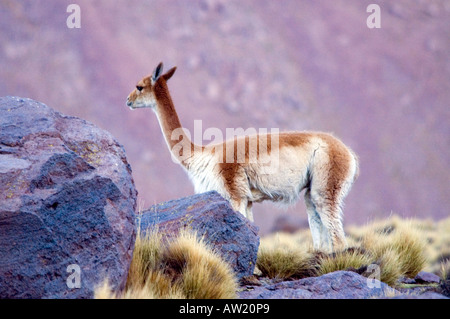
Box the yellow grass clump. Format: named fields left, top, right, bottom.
left=126, top=228, right=164, bottom=290
left=438, top=260, right=450, bottom=281
left=161, top=231, right=238, bottom=299
left=256, top=215, right=445, bottom=287
left=95, top=228, right=238, bottom=299
left=257, top=245, right=317, bottom=280
left=316, top=248, right=373, bottom=276
left=373, top=247, right=404, bottom=287
left=360, top=221, right=427, bottom=278
left=96, top=215, right=448, bottom=298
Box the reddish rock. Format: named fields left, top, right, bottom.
left=0, top=97, right=137, bottom=298
left=138, top=191, right=260, bottom=279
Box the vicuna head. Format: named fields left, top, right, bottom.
left=126, top=62, right=177, bottom=109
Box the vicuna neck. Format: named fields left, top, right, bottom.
left=153, top=80, right=195, bottom=166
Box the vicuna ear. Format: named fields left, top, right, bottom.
left=152, top=62, right=164, bottom=82
left=163, top=66, right=177, bottom=81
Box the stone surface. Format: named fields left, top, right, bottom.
left=239, top=270, right=450, bottom=299
left=0, top=97, right=137, bottom=298
left=138, top=191, right=260, bottom=279
left=414, top=271, right=441, bottom=284
left=439, top=280, right=450, bottom=298
left=391, top=291, right=448, bottom=299
left=239, top=271, right=396, bottom=299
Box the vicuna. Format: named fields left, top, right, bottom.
left=126, top=63, right=359, bottom=252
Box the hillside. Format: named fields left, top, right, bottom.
left=1, top=0, right=449, bottom=233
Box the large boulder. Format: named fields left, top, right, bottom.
left=0, top=96, right=137, bottom=298
left=138, top=191, right=260, bottom=279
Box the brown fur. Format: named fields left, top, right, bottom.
left=127, top=66, right=196, bottom=165
left=217, top=132, right=313, bottom=203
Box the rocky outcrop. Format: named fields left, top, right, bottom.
left=239, top=271, right=395, bottom=299
left=0, top=97, right=137, bottom=298
left=394, top=271, right=447, bottom=299
left=138, top=191, right=260, bottom=279
left=414, top=271, right=441, bottom=284
left=240, top=270, right=449, bottom=299
left=391, top=291, right=448, bottom=299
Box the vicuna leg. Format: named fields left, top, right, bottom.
left=246, top=201, right=254, bottom=222
left=230, top=198, right=252, bottom=221
left=309, top=188, right=348, bottom=253
left=307, top=145, right=356, bottom=252
left=304, top=189, right=323, bottom=250
left=224, top=168, right=254, bottom=221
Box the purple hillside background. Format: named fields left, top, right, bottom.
left=1, top=0, right=448, bottom=234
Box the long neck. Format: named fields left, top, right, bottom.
left=153, top=81, right=196, bottom=167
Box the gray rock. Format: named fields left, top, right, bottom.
left=138, top=191, right=259, bottom=279
left=398, top=276, right=416, bottom=284
left=240, top=271, right=396, bottom=299
left=414, top=271, right=441, bottom=284
left=391, top=291, right=448, bottom=299
left=0, top=97, right=137, bottom=298
left=439, top=280, right=450, bottom=298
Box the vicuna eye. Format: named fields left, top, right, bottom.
left=136, top=86, right=144, bottom=92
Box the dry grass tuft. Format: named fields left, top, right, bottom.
left=348, top=215, right=450, bottom=274
left=94, top=280, right=117, bottom=299
left=257, top=215, right=442, bottom=287
left=439, top=260, right=450, bottom=281
left=360, top=220, right=427, bottom=278
left=161, top=231, right=238, bottom=299
left=256, top=231, right=318, bottom=280
left=373, top=247, right=403, bottom=287
left=95, top=228, right=237, bottom=299
left=316, top=247, right=373, bottom=276
left=97, top=215, right=447, bottom=298
left=257, top=246, right=318, bottom=280
left=126, top=227, right=164, bottom=290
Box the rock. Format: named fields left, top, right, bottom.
left=391, top=291, right=448, bottom=299
left=239, top=271, right=395, bottom=299
left=398, top=276, right=416, bottom=285
left=0, top=97, right=137, bottom=298
left=439, top=280, right=450, bottom=298
left=138, top=191, right=259, bottom=279
left=414, top=271, right=441, bottom=284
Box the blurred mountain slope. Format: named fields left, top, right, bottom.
left=1, top=0, right=449, bottom=233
